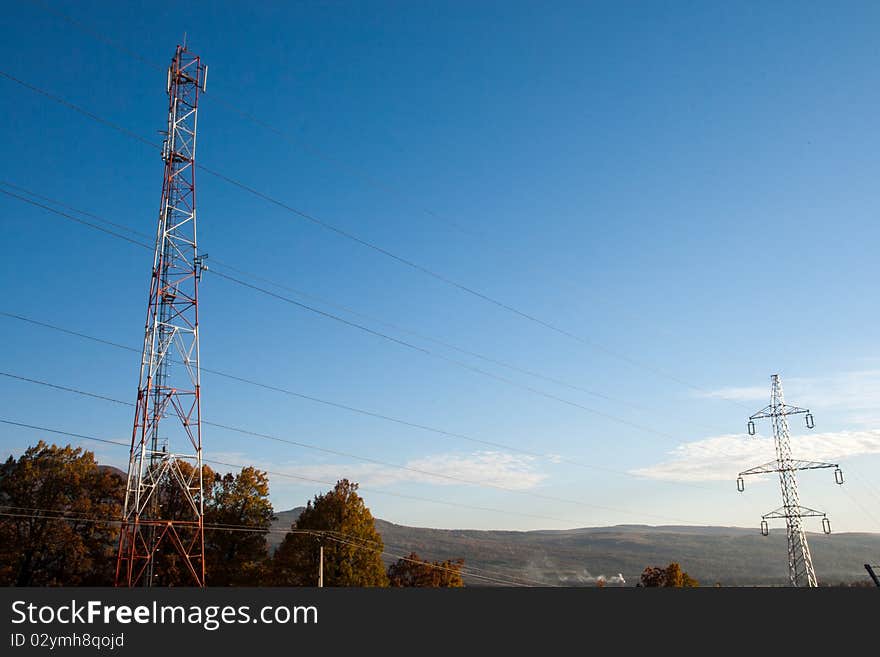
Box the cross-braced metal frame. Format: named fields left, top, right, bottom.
left=737, top=374, right=844, bottom=587
left=116, top=45, right=208, bottom=587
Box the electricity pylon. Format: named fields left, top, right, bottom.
left=736, top=374, right=844, bottom=587
left=115, top=45, right=208, bottom=587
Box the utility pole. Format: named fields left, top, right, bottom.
left=115, top=44, right=209, bottom=587
left=737, top=374, right=844, bottom=587
left=318, top=545, right=324, bottom=588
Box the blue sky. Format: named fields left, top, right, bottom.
left=1, top=1, right=879, bottom=533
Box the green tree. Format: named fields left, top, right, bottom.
left=0, top=442, right=123, bottom=586
left=272, top=479, right=388, bottom=586
left=639, top=562, right=699, bottom=588
left=205, top=466, right=274, bottom=586
left=387, top=552, right=465, bottom=587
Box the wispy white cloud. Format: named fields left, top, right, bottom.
left=404, top=451, right=545, bottom=489
left=211, top=450, right=546, bottom=491
left=847, top=414, right=880, bottom=428
left=699, top=369, right=880, bottom=408
left=699, top=386, right=767, bottom=402
left=631, top=430, right=880, bottom=482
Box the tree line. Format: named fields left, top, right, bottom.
left=0, top=442, right=464, bottom=587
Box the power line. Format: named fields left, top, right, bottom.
left=0, top=311, right=140, bottom=355
left=0, top=414, right=720, bottom=532
left=0, top=399, right=713, bottom=524
left=846, top=468, right=880, bottom=508
left=0, top=505, right=537, bottom=586
left=0, top=181, right=151, bottom=239
left=0, top=507, right=534, bottom=586
left=0, top=181, right=728, bottom=440
left=211, top=269, right=682, bottom=443
left=0, top=188, right=152, bottom=250
left=1, top=312, right=727, bottom=490
left=0, top=182, right=720, bottom=440
left=0, top=417, right=725, bottom=580
left=215, top=456, right=581, bottom=526
left=0, top=370, right=717, bottom=522
left=0, top=186, right=618, bottom=436
left=25, top=0, right=166, bottom=72
left=0, top=310, right=521, bottom=452
left=24, top=0, right=714, bottom=376
left=0, top=71, right=158, bottom=150
left=0, top=505, right=281, bottom=535
left=306, top=529, right=559, bottom=587
left=0, top=309, right=553, bottom=452
left=0, top=68, right=749, bottom=409
left=837, top=488, right=880, bottom=534
left=24, top=0, right=482, bottom=240
left=198, top=158, right=716, bottom=399
left=0, top=371, right=603, bottom=490
left=0, top=500, right=553, bottom=586
left=210, top=269, right=432, bottom=355
left=835, top=468, right=880, bottom=532
left=0, top=372, right=133, bottom=407
left=190, top=258, right=669, bottom=414
left=0, top=417, right=572, bottom=526
left=317, top=530, right=536, bottom=586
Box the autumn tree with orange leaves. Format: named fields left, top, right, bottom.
left=0, top=442, right=123, bottom=586
left=387, top=552, right=465, bottom=587
left=639, top=562, right=699, bottom=587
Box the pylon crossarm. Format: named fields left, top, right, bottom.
left=739, top=460, right=778, bottom=477
left=763, top=505, right=826, bottom=520
left=749, top=405, right=773, bottom=420
left=740, top=459, right=838, bottom=477
left=761, top=505, right=786, bottom=519
left=749, top=403, right=809, bottom=420
left=787, top=459, right=837, bottom=472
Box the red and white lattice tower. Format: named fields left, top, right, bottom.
left=116, top=45, right=208, bottom=587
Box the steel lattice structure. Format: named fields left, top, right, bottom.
left=737, top=374, right=844, bottom=587
left=116, top=45, right=208, bottom=587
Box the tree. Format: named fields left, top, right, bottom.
left=126, top=462, right=274, bottom=586
left=639, top=566, right=665, bottom=587
left=0, top=442, right=123, bottom=586
left=205, top=466, right=274, bottom=586
left=272, top=479, right=388, bottom=586
left=639, top=562, right=699, bottom=588
left=1, top=442, right=273, bottom=587
left=387, top=552, right=465, bottom=587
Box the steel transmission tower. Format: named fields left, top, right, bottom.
left=116, top=45, right=208, bottom=587
left=736, top=374, right=844, bottom=587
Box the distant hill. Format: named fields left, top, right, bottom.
left=271, top=507, right=305, bottom=535
left=269, top=509, right=880, bottom=586
left=98, top=464, right=126, bottom=479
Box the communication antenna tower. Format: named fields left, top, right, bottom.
left=115, top=45, right=208, bottom=587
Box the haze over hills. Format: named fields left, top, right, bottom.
left=270, top=508, right=880, bottom=586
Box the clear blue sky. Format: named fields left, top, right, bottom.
left=1, top=1, right=879, bottom=533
